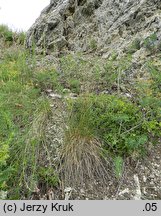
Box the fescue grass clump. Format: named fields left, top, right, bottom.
left=59, top=97, right=110, bottom=187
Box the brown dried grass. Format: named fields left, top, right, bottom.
left=59, top=130, right=110, bottom=187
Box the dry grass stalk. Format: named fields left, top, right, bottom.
left=59, top=130, right=110, bottom=187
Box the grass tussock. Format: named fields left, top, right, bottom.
left=58, top=97, right=111, bottom=187
left=59, top=133, right=110, bottom=187
left=19, top=98, right=52, bottom=193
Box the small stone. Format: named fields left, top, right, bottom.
left=119, top=188, right=130, bottom=196
left=149, top=174, right=155, bottom=179
left=49, top=93, right=62, bottom=99
left=154, top=164, right=160, bottom=168
left=50, top=104, right=55, bottom=108
left=80, top=189, right=85, bottom=194
left=63, top=88, right=71, bottom=93
left=125, top=93, right=132, bottom=98
left=46, top=89, right=53, bottom=93
left=149, top=181, right=154, bottom=185
left=64, top=187, right=72, bottom=193
left=143, top=176, right=147, bottom=182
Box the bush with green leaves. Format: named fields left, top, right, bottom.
left=143, top=33, right=158, bottom=53
left=15, top=31, right=26, bottom=45
left=126, top=38, right=141, bottom=54
left=68, top=94, right=160, bottom=158
left=33, top=69, right=62, bottom=92
left=0, top=25, right=13, bottom=42
left=89, top=38, right=97, bottom=50
left=136, top=62, right=161, bottom=139
left=0, top=24, right=26, bottom=46
left=114, top=156, right=124, bottom=179
left=38, top=167, right=59, bottom=187
left=68, top=79, right=81, bottom=94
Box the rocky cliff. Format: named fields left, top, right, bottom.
left=26, top=0, right=161, bottom=56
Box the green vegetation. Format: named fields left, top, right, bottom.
left=0, top=25, right=160, bottom=198
left=65, top=93, right=160, bottom=158
left=143, top=33, right=159, bottom=53
left=0, top=26, right=58, bottom=199
left=0, top=24, right=26, bottom=45
left=33, top=68, right=63, bottom=92
left=68, top=79, right=81, bottom=93
left=126, top=38, right=141, bottom=54
left=0, top=25, right=13, bottom=42
left=0, top=49, right=59, bottom=198
left=89, top=38, right=97, bottom=50
left=114, top=156, right=124, bottom=179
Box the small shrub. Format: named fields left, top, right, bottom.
left=143, top=33, right=158, bottom=53
left=89, top=38, right=97, bottom=50
left=136, top=62, right=161, bottom=138
left=68, top=79, right=81, bottom=93
left=33, top=69, right=62, bottom=91
left=91, top=95, right=148, bottom=157
left=103, top=60, right=118, bottom=86
left=66, top=94, right=157, bottom=158
left=0, top=25, right=13, bottom=43
left=114, top=156, right=124, bottom=179
left=16, top=31, right=26, bottom=45
left=38, top=167, right=59, bottom=187
left=127, top=38, right=141, bottom=54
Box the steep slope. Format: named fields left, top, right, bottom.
left=26, top=0, right=161, bottom=56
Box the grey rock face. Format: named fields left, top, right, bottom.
left=26, top=0, right=161, bottom=55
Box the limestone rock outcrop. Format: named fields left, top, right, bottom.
left=26, top=0, right=161, bottom=55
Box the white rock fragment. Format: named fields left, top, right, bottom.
left=142, top=187, right=147, bottom=195
left=63, top=88, right=71, bottom=93
left=149, top=174, right=155, bottom=179
left=80, top=189, right=85, bottom=194
left=50, top=104, right=55, bottom=108
left=133, top=174, right=141, bottom=200
left=143, top=176, right=147, bottom=183
left=125, top=93, right=132, bottom=98
left=119, top=188, right=130, bottom=196
left=0, top=191, right=7, bottom=199
left=49, top=93, right=62, bottom=99
left=46, top=89, right=53, bottom=93
left=64, top=187, right=72, bottom=200
left=65, top=93, right=78, bottom=100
